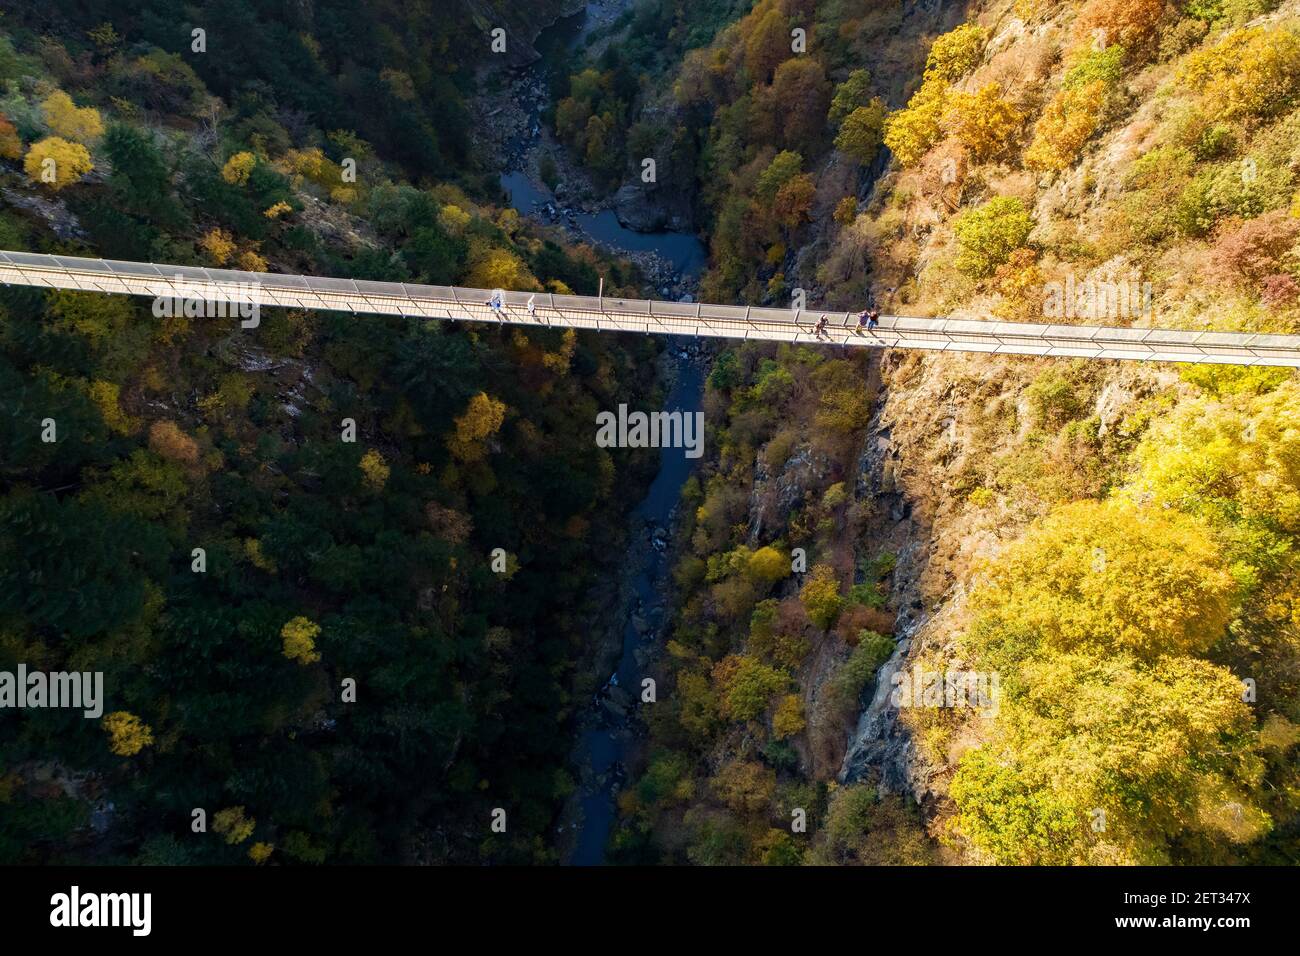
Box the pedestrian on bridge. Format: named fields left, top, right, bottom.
left=527, top=294, right=537, bottom=320
left=486, top=289, right=505, bottom=322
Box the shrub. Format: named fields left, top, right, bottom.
left=1074, top=0, right=1166, bottom=56
left=1208, top=210, right=1300, bottom=286
left=953, top=197, right=1035, bottom=279
left=1025, top=370, right=1085, bottom=429
left=1062, top=45, right=1126, bottom=89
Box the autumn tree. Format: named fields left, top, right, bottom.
left=212, top=807, right=256, bottom=845
left=1025, top=81, right=1106, bottom=172
left=711, top=654, right=788, bottom=721
left=102, top=711, right=154, bottom=756
left=448, top=392, right=506, bottom=462
left=41, top=90, right=104, bottom=143
left=944, top=83, right=1023, bottom=162
left=773, top=173, right=815, bottom=228
left=766, top=59, right=832, bottom=149
left=950, top=653, right=1265, bottom=864
left=148, top=420, right=199, bottom=465
left=925, top=23, right=989, bottom=81
left=883, top=79, right=947, bottom=166
left=221, top=151, right=257, bottom=185
left=800, top=563, right=844, bottom=630
left=1178, top=27, right=1300, bottom=121
left=829, top=69, right=873, bottom=125
left=743, top=0, right=791, bottom=83
left=281, top=616, right=322, bottom=665
left=23, top=137, right=92, bottom=190
left=834, top=99, right=887, bottom=164
left=952, top=196, right=1034, bottom=279
left=0, top=114, right=21, bottom=160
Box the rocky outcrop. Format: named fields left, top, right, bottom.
left=612, top=106, right=696, bottom=232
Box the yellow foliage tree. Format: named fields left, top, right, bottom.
left=800, top=564, right=844, bottom=630
left=148, top=420, right=199, bottom=464
left=212, top=806, right=256, bottom=845
left=964, top=499, right=1235, bottom=664
left=281, top=616, right=322, bottom=665
left=1178, top=27, right=1300, bottom=121
left=23, top=137, right=93, bottom=190
left=41, top=90, right=104, bottom=143
left=236, top=249, right=267, bottom=273
left=747, top=545, right=789, bottom=583
left=944, top=82, right=1024, bottom=162
left=221, top=151, right=256, bottom=185
left=448, top=392, right=506, bottom=462
left=772, top=693, right=806, bottom=739
left=359, top=449, right=390, bottom=490
left=883, top=78, right=948, bottom=167
left=950, top=652, right=1265, bottom=864
left=1024, top=80, right=1106, bottom=172
left=248, top=842, right=274, bottom=864
left=199, top=227, right=237, bottom=265
left=87, top=380, right=138, bottom=435
left=925, top=23, right=988, bottom=82
left=103, top=711, right=154, bottom=756
left=465, top=241, right=538, bottom=291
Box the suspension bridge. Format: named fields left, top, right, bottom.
left=2, top=249, right=1299, bottom=366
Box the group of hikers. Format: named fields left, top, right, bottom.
left=812, top=307, right=880, bottom=339
left=485, top=289, right=538, bottom=321
left=482, top=287, right=881, bottom=339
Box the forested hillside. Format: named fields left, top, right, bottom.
left=577, top=0, right=1300, bottom=865
left=0, top=1, right=663, bottom=864
left=3, top=0, right=1298, bottom=870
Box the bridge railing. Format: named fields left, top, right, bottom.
left=3, top=249, right=1300, bottom=366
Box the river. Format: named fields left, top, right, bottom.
left=569, top=354, right=704, bottom=865
left=497, top=3, right=707, bottom=284
left=489, top=0, right=710, bottom=865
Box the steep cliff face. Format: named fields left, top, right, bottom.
left=461, top=0, right=587, bottom=66
left=822, top=0, right=1300, bottom=862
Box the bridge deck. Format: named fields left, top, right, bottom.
left=2, top=250, right=1298, bottom=366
